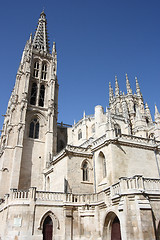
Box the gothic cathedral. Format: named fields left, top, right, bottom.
left=0, top=11, right=160, bottom=240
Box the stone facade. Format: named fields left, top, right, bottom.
left=0, top=11, right=160, bottom=240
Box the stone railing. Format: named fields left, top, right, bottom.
left=120, top=134, right=160, bottom=146
left=36, top=191, right=66, bottom=201
left=92, top=134, right=106, bottom=147
left=80, top=137, right=94, bottom=148
left=1, top=177, right=160, bottom=208
left=110, top=176, right=160, bottom=198
left=51, top=145, right=91, bottom=164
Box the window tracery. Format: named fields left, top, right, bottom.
left=33, top=61, right=39, bottom=78
left=30, top=83, right=37, bottom=105
left=78, top=129, right=82, bottom=140
left=114, top=124, right=121, bottom=137
left=82, top=161, right=89, bottom=181
left=29, top=118, right=39, bottom=139
left=41, top=63, right=47, bottom=80
left=39, top=85, right=45, bottom=107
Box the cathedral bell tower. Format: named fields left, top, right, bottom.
left=0, top=11, right=58, bottom=196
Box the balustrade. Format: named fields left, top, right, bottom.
left=1, top=177, right=160, bottom=207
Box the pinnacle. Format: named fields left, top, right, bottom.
left=126, top=73, right=132, bottom=95
left=115, top=76, right=119, bottom=97
left=155, top=104, right=160, bottom=116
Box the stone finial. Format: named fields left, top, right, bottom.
left=52, top=42, right=56, bottom=55
left=115, top=76, right=120, bottom=97
left=126, top=74, right=132, bottom=95
left=32, top=11, right=50, bottom=53
left=29, top=33, right=32, bottom=44
left=83, top=111, right=86, bottom=118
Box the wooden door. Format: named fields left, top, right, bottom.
left=43, top=216, right=53, bottom=240
left=111, top=217, right=121, bottom=240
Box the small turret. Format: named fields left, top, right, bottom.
left=126, top=74, right=132, bottom=95
left=155, top=105, right=160, bottom=121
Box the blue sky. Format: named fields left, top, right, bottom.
left=0, top=0, right=160, bottom=129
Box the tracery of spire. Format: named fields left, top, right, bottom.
left=109, top=82, right=114, bottom=104
left=126, top=74, right=132, bottom=95
left=115, top=76, right=120, bottom=97
left=32, top=11, right=50, bottom=53
left=135, top=77, right=141, bottom=97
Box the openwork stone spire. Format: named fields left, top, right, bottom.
left=32, top=11, right=50, bottom=52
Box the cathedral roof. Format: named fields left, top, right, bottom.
left=32, top=11, right=50, bottom=53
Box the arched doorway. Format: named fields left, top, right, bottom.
left=43, top=215, right=53, bottom=240
left=103, top=212, right=121, bottom=240
left=111, top=216, right=121, bottom=240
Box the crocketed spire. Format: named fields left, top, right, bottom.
left=32, top=11, right=50, bottom=53
left=109, top=82, right=114, bottom=104
left=126, top=74, right=132, bottom=95
left=115, top=76, right=120, bottom=97
left=135, top=77, right=141, bottom=97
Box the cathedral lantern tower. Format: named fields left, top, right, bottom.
left=0, top=11, right=59, bottom=196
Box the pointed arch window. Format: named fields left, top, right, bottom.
left=41, top=63, right=47, bottom=80
left=30, top=83, right=37, bottom=105
left=92, top=124, right=95, bottom=133
left=33, top=61, right=39, bottom=78
left=82, top=161, right=89, bottom=181
left=99, top=152, right=107, bottom=179
left=114, top=124, right=121, bottom=137
left=39, top=85, right=45, bottom=107
left=78, top=129, right=82, bottom=140
left=29, top=118, right=39, bottom=139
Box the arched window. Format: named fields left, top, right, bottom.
left=78, top=129, right=82, bottom=140
left=146, top=117, right=149, bottom=124
left=43, top=216, right=53, bottom=240
left=41, top=63, right=47, bottom=80
left=29, top=118, right=39, bottom=139
left=39, top=85, right=45, bottom=107
left=99, top=152, right=107, bottom=178
left=115, top=124, right=121, bottom=137
left=97, top=152, right=107, bottom=184
left=30, top=82, right=37, bottom=105
left=149, top=133, right=154, bottom=139
left=33, top=61, right=39, bottom=78
left=92, top=124, right=95, bottom=133
left=82, top=161, right=89, bottom=181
